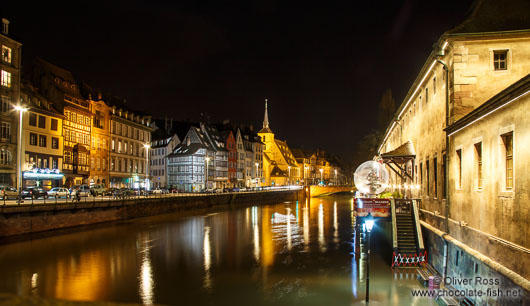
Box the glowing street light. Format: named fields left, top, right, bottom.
left=304, top=166, right=309, bottom=185
left=365, top=213, right=375, bottom=303
left=143, top=143, right=150, bottom=192
left=334, top=169, right=338, bottom=185
left=319, top=168, right=323, bottom=185
left=15, top=105, right=28, bottom=204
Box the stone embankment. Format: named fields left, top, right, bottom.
left=0, top=189, right=304, bottom=238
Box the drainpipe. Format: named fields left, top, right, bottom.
left=435, top=45, right=450, bottom=278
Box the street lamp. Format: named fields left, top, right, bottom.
left=15, top=105, right=28, bottom=204
left=287, top=165, right=291, bottom=186
left=304, top=166, right=308, bottom=186
left=334, top=169, right=338, bottom=185
left=205, top=156, right=210, bottom=190
left=255, top=162, right=259, bottom=187
left=365, top=213, right=375, bottom=303
left=143, top=143, right=150, bottom=192
left=319, top=168, right=323, bottom=185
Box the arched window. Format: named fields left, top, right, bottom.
left=0, top=149, right=11, bottom=165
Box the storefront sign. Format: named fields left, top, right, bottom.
left=355, top=198, right=390, bottom=217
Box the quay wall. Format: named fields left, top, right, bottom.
left=0, top=190, right=304, bottom=238
left=420, top=219, right=530, bottom=306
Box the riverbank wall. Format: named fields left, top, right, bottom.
left=420, top=213, right=530, bottom=305
left=0, top=190, right=304, bottom=238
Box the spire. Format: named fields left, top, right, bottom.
left=263, top=98, right=269, bottom=129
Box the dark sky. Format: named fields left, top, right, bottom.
left=3, top=0, right=473, bottom=164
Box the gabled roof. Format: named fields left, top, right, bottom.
left=270, top=166, right=287, bottom=177
left=275, top=139, right=298, bottom=167
left=169, top=126, right=212, bottom=157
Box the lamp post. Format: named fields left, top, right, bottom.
left=205, top=156, right=210, bottom=190
left=15, top=105, right=28, bottom=204
left=255, top=162, right=259, bottom=187
left=334, top=169, right=338, bottom=186
left=319, top=168, right=323, bottom=185
left=304, top=166, right=308, bottom=186
left=365, top=213, right=375, bottom=303
left=287, top=165, right=291, bottom=186
left=143, top=143, right=150, bottom=192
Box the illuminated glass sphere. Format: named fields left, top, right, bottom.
left=354, top=161, right=389, bottom=195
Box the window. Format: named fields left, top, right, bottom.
left=425, top=160, right=431, bottom=195
left=51, top=119, right=58, bottom=131
left=0, top=96, right=9, bottom=112
left=38, top=115, right=46, bottom=129
left=442, top=154, right=446, bottom=199
left=426, top=88, right=429, bottom=103
left=29, top=113, right=37, bottom=126
left=474, top=143, right=483, bottom=189
left=112, top=139, right=115, bottom=152
left=52, top=137, right=59, bottom=149
left=502, top=132, right=513, bottom=189
left=1, top=122, right=9, bottom=139
left=1, top=70, right=11, bottom=87
left=94, top=110, right=104, bottom=129
left=64, top=151, right=72, bottom=163
left=433, top=77, right=436, bottom=94
left=30, top=133, right=37, bottom=146
left=456, top=149, right=462, bottom=189
left=434, top=157, right=438, bottom=198
left=1, top=45, right=11, bottom=64
left=494, top=50, right=508, bottom=70
left=39, top=135, right=46, bottom=147
left=0, top=149, right=11, bottom=165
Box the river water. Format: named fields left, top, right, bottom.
left=0, top=195, right=434, bottom=305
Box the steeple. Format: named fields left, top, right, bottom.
left=259, top=98, right=273, bottom=134
left=263, top=98, right=269, bottom=129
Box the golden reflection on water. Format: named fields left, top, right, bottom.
left=53, top=250, right=108, bottom=301
left=203, top=226, right=212, bottom=289
left=318, top=203, right=326, bottom=252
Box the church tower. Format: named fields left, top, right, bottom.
left=258, top=99, right=274, bottom=150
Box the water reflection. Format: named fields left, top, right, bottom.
left=138, top=233, right=155, bottom=306
left=0, top=195, right=432, bottom=305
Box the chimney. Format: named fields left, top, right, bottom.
left=2, top=18, right=9, bottom=35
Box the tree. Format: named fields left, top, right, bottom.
left=377, top=88, right=396, bottom=130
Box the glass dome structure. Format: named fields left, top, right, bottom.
left=354, top=161, right=389, bottom=195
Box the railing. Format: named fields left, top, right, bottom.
left=0, top=185, right=303, bottom=208
left=391, top=199, right=398, bottom=250
left=412, top=199, right=424, bottom=251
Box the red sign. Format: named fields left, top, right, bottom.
left=355, top=198, right=390, bottom=217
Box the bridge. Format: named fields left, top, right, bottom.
left=308, top=185, right=355, bottom=197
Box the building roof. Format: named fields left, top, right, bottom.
left=275, top=139, right=298, bottom=167
left=446, top=73, right=530, bottom=135
left=446, top=0, right=530, bottom=35
left=270, top=166, right=287, bottom=177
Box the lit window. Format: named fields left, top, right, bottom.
left=494, top=50, right=508, bottom=71
left=1, top=45, right=11, bottom=64
left=1, top=70, right=11, bottom=87
left=39, top=135, right=47, bottom=147
left=52, top=137, right=59, bottom=149
left=30, top=133, right=38, bottom=146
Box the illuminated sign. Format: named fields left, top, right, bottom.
left=23, top=172, right=64, bottom=179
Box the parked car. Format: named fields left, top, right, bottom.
left=0, top=186, right=18, bottom=199
left=21, top=187, right=48, bottom=199
left=90, top=184, right=107, bottom=196
left=151, top=188, right=165, bottom=194
left=48, top=187, right=69, bottom=198
left=69, top=185, right=90, bottom=197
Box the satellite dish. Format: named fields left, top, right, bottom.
left=354, top=161, right=389, bottom=195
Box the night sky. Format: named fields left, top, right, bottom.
left=3, top=0, right=473, bottom=165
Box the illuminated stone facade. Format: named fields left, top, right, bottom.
left=87, top=92, right=110, bottom=187
left=377, top=5, right=530, bottom=299
left=0, top=19, right=21, bottom=187
left=258, top=100, right=299, bottom=186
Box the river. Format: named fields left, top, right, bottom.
left=0, top=194, right=434, bottom=305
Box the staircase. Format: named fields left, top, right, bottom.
left=396, top=212, right=417, bottom=254
left=391, top=199, right=427, bottom=267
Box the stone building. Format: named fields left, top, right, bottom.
left=235, top=128, right=246, bottom=187
left=29, top=58, right=91, bottom=187
left=0, top=18, right=21, bottom=187
left=258, top=100, right=299, bottom=186
left=82, top=86, right=111, bottom=188
left=108, top=100, right=152, bottom=188
left=19, top=81, right=64, bottom=189
left=376, top=1, right=530, bottom=303
left=220, top=130, right=237, bottom=188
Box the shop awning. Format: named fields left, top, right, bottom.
left=379, top=141, right=416, bottom=181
